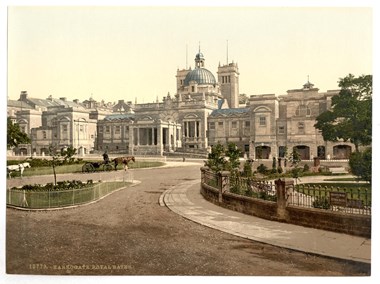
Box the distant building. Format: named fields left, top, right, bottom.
left=96, top=49, right=356, bottom=159
left=8, top=50, right=358, bottom=160
left=8, top=91, right=113, bottom=156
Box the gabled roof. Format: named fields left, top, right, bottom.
left=7, top=100, right=33, bottom=109
left=26, top=97, right=86, bottom=109
left=104, top=113, right=135, bottom=121
left=210, top=108, right=249, bottom=117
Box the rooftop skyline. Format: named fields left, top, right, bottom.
left=6, top=5, right=373, bottom=104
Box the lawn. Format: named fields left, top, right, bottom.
left=7, top=160, right=165, bottom=178
left=296, top=182, right=371, bottom=206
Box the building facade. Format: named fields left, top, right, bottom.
left=8, top=49, right=357, bottom=160
left=96, top=50, right=356, bottom=159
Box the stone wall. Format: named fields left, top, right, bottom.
left=200, top=173, right=371, bottom=238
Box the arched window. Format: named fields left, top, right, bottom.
left=296, top=105, right=311, bottom=117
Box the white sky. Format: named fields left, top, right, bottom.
left=5, top=1, right=374, bottom=104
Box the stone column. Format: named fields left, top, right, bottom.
left=157, top=125, right=163, bottom=155
left=275, top=178, right=293, bottom=221
left=218, top=171, right=231, bottom=203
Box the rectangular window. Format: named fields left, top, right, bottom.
left=218, top=121, right=224, bottom=127
left=62, top=125, right=68, bottom=132
left=105, top=126, right=110, bottom=134
left=298, top=122, right=305, bottom=133
left=209, top=122, right=215, bottom=130
left=80, top=125, right=84, bottom=132
left=278, top=126, right=285, bottom=134
left=259, top=116, right=266, bottom=126
left=231, top=121, right=237, bottom=129
left=245, top=121, right=250, bottom=128
left=115, top=125, right=121, bottom=134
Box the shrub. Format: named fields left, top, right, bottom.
left=257, top=164, right=268, bottom=174
left=277, top=166, right=283, bottom=174
left=303, top=164, right=310, bottom=172
left=312, top=197, right=331, bottom=209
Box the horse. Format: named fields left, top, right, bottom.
left=7, top=162, right=31, bottom=178
left=112, top=156, right=135, bottom=171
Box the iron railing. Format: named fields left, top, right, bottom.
left=7, top=175, right=133, bottom=209
left=288, top=184, right=371, bottom=215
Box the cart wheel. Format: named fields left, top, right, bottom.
left=104, top=164, right=113, bottom=172
left=82, top=163, right=95, bottom=173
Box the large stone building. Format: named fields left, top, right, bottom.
left=96, top=50, right=356, bottom=159
left=8, top=49, right=357, bottom=160
left=8, top=92, right=114, bottom=156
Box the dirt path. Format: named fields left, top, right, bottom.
left=6, top=164, right=370, bottom=276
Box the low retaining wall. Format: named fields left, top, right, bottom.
left=201, top=183, right=278, bottom=221
left=201, top=182, right=371, bottom=238
left=286, top=206, right=371, bottom=238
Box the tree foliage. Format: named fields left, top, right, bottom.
left=205, top=142, right=227, bottom=174
left=60, top=146, right=77, bottom=164
left=7, top=117, right=31, bottom=149
left=314, top=74, right=372, bottom=152
left=205, top=142, right=241, bottom=174
left=349, top=147, right=371, bottom=183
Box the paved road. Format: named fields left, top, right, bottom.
left=6, top=162, right=370, bottom=276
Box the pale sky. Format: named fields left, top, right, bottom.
left=5, top=3, right=373, bottom=104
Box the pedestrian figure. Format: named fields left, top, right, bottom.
left=103, top=151, right=110, bottom=164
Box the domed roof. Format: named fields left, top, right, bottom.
left=195, top=52, right=204, bottom=60
left=184, top=67, right=216, bottom=86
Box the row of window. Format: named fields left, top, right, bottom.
left=209, top=121, right=251, bottom=130
left=99, top=125, right=130, bottom=134
left=208, top=120, right=311, bottom=134
left=221, top=75, right=231, bottom=84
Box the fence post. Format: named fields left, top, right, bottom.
left=275, top=178, right=293, bottom=220
left=200, top=167, right=208, bottom=184
left=219, top=171, right=230, bottom=203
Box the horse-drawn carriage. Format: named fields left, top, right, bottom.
left=81, top=161, right=113, bottom=173
left=82, top=156, right=135, bottom=173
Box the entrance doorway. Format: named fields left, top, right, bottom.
left=294, top=145, right=310, bottom=160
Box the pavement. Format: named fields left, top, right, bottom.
left=161, top=179, right=371, bottom=264
left=6, top=160, right=372, bottom=264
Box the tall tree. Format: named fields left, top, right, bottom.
left=314, top=74, right=372, bottom=152
left=7, top=117, right=31, bottom=149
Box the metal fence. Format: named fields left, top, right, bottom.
left=288, top=184, right=371, bottom=215
left=230, top=175, right=277, bottom=201
left=7, top=174, right=133, bottom=209
left=202, top=169, right=276, bottom=202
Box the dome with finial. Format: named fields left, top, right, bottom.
left=303, top=75, right=314, bottom=89
left=183, top=51, right=216, bottom=86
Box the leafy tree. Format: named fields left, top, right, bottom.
left=288, top=148, right=302, bottom=183
left=61, top=146, right=77, bottom=164
left=204, top=142, right=227, bottom=174
left=7, top=117, right=31, bottom=149
left=271, top=157, right=277, bottom=174
left=205, top=142, right=241, bottom=175
left=48, top=145, right=62, bottom=186
left=314, top=74, right=372, bottom=152
left=242, top=160, right=253, bottom=177
left=349, top=147, right=371, bottom=183
left=225, top=142, right=241, bottom=173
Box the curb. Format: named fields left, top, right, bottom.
left=161, top=180, right=371, bottom=265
